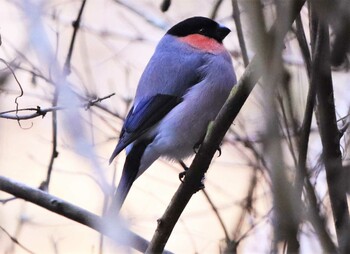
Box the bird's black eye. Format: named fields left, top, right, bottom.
left=198, top=28, right=205, bottom=34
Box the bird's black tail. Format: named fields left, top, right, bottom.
left=109, top=139, right=152, bottom=214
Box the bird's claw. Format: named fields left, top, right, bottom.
left=179, top=170, right=187, bottom=182
left=217, top=146, right=222, bottom=157
left=193, top=142, right=201, bottom=154
left=178, top=160, right=189, bottom=183
left=196, top=176, right=206, bottom=191
left=179, top=171, right=205, bottom=190
left=177, top=160, right=205, bottom=190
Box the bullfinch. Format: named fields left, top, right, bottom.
left=109, top=16, right=237, bottom=212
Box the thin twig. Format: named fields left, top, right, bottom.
left=210, top=0, right=224, bottom=19
left=84, top=93, right=116, bottom=109
left=294, top=8, right=317, bottom=199
left=0, top=226, right=35, bottom=254
left=277, top=94, right=298, bottom=166
left=294, top=14, right=312, bottom=77
left=0, top=197, right=17, bottom=204
left=304, top=176, right=337, bottom=252
left=0, top=58, right=24, bottom=125
left=231, top=0, right=249, bottom=67
left=201, top=189, right=231, bottom=243
left=230, top=166, right=259, bottom=247
left=113, top=0, right=169, bottom=30
left=63, top=0, right=87, bottom=75
left=0, top=93, right=115, bottom=120
left=40, top=91, right=59, bottom=191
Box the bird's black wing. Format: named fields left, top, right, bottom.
left=109, top=94, right=180, bottom=164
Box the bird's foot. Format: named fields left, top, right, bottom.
left=217, top=146, right=222, bottom=157
left=178, top=160, right=188, bottom=183
left=193, top=142, right=201, bottom=154
left=196, top=176, right=206, bottom=191
left=177, top=160, right=205, bottom=190
left=179, top=171, right=187, bottom=183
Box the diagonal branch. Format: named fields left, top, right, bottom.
left=145, top=54, right=260, bottom=254
left=0, top=225, right=35, bottom=254
left=0, top=175, right=173, bottom=254
left=63, top=0, right=87, bottom=75
left=113, top=0, right=169, bottom=30
left=145, top=1, right=306, bottom=252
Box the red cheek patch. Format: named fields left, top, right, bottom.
left=179, top=34, right=225, bottom=54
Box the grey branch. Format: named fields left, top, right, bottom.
left=0, top=93, right=115, bottom=120
left=0, top=175, right=172, bottom=253
left=145, top=0, right=307, bottom=252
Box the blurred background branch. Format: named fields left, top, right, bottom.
left=0, top=175, right=174, bottom=253
left=0, top=0, right=350, bottom=253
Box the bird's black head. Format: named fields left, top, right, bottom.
left=167, top=16, right=231, bottom=43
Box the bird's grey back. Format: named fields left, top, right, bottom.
left=134, top=35, right=206, bottom=106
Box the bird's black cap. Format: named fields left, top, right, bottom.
left=167, top=16, right=231, bottom=43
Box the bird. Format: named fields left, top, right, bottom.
left=109, top=16, right=237, bottom=212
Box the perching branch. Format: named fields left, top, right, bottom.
left=145, top=1, right=306, bottom=252
left=145, top=52, right=260, bottom=254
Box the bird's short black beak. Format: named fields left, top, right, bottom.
left=216, top=25, right=231, bottom=42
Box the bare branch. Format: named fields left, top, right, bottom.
left=63, top=0, right=87, bottom=75
left=210, top=0, right=224, bottom=19
left=0, top=226, right=35, bottom=254
left=0, top=58, right=24, bottom=123
left=231, top=0, right=249, bottom=67
left=294, top=14, right=312, bottom=77
left=0, top=93, right=115, bottom=120
left=145, top=1, right=306, bottom=252
left=113, top=0, right=169, bottom=30
left=39, top=0, right=89, bottom=191
left=201, top=189, right=231, bottom=243
left=0, top=175, right=174, bottom=254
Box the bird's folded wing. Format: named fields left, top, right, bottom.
left=109, top=94, right=180, bottom=163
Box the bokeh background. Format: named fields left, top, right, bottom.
left=0, top=0, right=349, bottom=253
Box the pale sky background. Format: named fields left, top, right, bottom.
left=0, top=0, right=349, bottom=253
